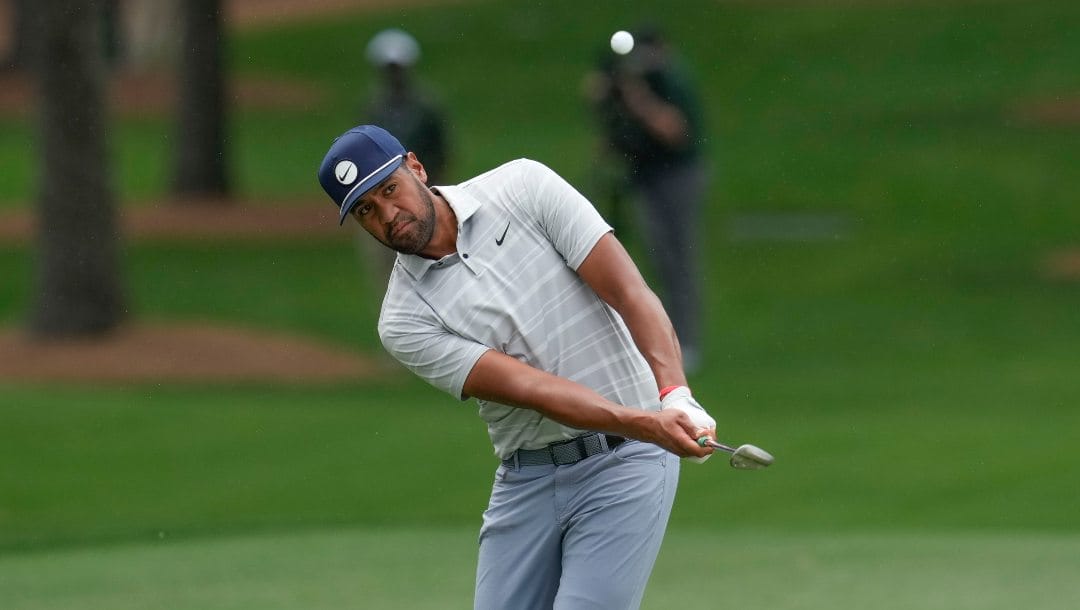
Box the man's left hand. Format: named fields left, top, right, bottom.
left=660, top=386, right=716, bottom=463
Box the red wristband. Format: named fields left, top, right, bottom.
left=659, top=385, right=683, bottom=400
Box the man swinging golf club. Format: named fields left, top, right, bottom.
left=319, top=124, right=726, bottom=609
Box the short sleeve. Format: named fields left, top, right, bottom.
left=378, top=293, right=490, bottom=401
left=512, top=159, right=612, bottom=270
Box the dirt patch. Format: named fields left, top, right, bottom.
left=0, top=201, right=379, bottom=385
left=1040, top=248, right=1080, bottom=282
left=0, top=198, right=383, bottom=384
left=0, top=321, right=391, bottom=384
left=226, top=0, right=467, bottom=28
left=0, top=71, right=326, bottom=119
left=0, top=199, right=351, bottom=244
left=0, top=0, right=464, bottom=58
left=1013, top=96, right=1080, bottom=127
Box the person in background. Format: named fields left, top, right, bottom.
left=584, top=25, right=709, bottom=373
left=358, top=28, right=451, bottom=290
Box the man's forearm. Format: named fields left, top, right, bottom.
left=575, top=234, right=688, bottom=390
left=614, top=288, right=687, bottom=390
left=464, top=349, right=645, bottom=433
left=461, top=349, right=704, bottom=457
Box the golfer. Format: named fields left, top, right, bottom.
left=318, top=125, right=719, bottom=609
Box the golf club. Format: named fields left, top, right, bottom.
left=697, top=436, right=774, bottom=470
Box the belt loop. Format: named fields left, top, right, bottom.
left=511, top=451, right=520, bottom=470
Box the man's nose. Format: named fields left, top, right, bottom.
left=374, top=200, right=396, bottom=224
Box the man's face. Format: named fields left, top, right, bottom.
left=349, top=157, right=435, bottom=255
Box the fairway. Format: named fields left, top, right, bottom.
left=3, top=527, right=1078, bottom=610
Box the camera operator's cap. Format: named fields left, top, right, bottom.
left=366, top=28, right=420, bottom=67
left=318, top=125, right=406, bottom=225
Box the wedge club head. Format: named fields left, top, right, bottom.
left=697, top=437, right=774, bottom=470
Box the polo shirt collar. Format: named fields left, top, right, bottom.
left=399, top=185, right=482, bottom=280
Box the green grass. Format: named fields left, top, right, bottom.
left=3, top=528, right=1079, bottom=610
left=3, top=354, right=1077, bottom=552
left=3, top=0, right=1078, bottom=205
left=0, top=383, right=493, bottom=551
left=2, top=0, right=1080, bottom=607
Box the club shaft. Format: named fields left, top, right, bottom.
left=697, top=437, right=737, bottom=453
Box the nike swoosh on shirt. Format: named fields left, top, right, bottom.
left=495, top=221, right=511, bottom=246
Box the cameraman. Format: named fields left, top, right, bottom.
left=583, top=26, right=710, bottom=373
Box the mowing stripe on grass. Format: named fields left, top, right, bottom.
left=3, top=527, right=1078, bottom=610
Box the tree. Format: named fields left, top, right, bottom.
left=28, top=0, right=127, bottom=337
left=2, top=0, right=32, bottom=71
left=172, top=0, right=230, bottom=198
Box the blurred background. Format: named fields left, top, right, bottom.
left=2, top=1, right=1079, bottom=608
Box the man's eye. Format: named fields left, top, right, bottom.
left=355, top=204, right=372, bottom=216
left=384, top=184, right=396, bottom=196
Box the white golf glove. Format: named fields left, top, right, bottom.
left=660, top=386, right=716, bottom=463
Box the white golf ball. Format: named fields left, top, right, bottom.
left=610, top=30, right=634, bottom=55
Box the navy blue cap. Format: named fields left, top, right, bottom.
left=318, top=125, right=407, bottom=225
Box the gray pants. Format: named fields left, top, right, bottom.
left=474, top=441, right=680, bottom=609
left=634, top=161, right=708, bottom=362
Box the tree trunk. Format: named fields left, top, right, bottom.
left=3, top=0, right=32, bottom=70
left=172, top=0, right=229, bottom=199
left=28, top=0, right=127, bottom=338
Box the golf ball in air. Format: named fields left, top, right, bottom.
left=610, top=30, right=634, bottom=55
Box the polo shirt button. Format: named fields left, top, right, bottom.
left=463, top=253, right=470, bottom=259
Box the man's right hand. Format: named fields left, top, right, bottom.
left=638, top=408, right=713, bottom=460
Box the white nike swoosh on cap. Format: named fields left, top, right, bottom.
left=340, top=154, right=403, bottom=212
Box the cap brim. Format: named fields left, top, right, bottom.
left=337, top=156, right=404, bottom=225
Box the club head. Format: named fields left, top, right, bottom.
left=729, top=444, right=774, bottom=470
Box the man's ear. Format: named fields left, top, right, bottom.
left=404, top=151, right=428, bottom=184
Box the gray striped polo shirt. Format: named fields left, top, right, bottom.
left=377, top=159, right=660, bottom=458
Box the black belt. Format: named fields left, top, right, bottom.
left=502, top=432, right=626, bottom=468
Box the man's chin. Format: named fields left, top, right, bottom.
left=390, top=228, right=434, bottom=255
left=389, top=237, right=424, bottom=255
